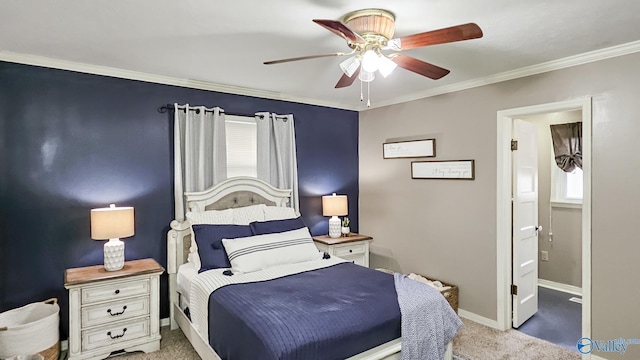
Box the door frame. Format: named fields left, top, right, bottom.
left=496, top=98, right=592, bottom=344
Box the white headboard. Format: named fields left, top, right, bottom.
left=166, top=176, right=293, bottom=328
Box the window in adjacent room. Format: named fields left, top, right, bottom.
left=549, top=121, right=583, bottom=206
left=226, top=115, right=257, bottom=177
left=551, top=164, right=583, bottom=204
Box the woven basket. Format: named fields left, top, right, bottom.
left=39, top=341, right=60, bottom=360
left=0, top=298, right=60, bottom=359
left=417, top=275, right=459, bottom=314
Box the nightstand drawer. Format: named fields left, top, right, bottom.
left=343, top=255, right=366, bottom=267
left=81, top=296, right=149, bottom=328
left=81, top=317, right=150, bottom=352
left=82, top=279, right=149, bottom=305
left=334, top=243, right=366, bottom=258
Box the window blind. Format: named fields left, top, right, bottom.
left=226, top=115, right=257, bottom=178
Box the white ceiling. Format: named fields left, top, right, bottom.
left=2, top=0, right=640, bottom=110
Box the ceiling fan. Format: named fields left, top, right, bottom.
left=264, top=9, right=483, bottom=105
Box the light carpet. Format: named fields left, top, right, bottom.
left=453, top=318, right=581, bottom=360
left=112, top=318, right=581, bottom=359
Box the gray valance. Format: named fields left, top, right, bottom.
left=550, top=122, right=582, bottom=172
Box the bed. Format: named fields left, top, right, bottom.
left=167, top=176, right=458, bottom=360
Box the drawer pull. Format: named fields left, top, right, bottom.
left=114, top=289, right=120, bottom=295
left=349, top=249, right=353, bottom=253
left=107, top=305, right=127, bottom=316
left=107, top=328, right=127, bottom=340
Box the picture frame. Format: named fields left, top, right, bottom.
left=411, top=160, right=475, bottom=180
left=383, top=138, right=435, bottom=159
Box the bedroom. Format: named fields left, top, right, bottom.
left=1, top=1, right=640, bottom=360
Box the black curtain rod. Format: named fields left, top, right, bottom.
left=158, top=104, right=266, bottom=118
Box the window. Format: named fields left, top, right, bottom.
left=551, top=158, right=583, bottom=204
left=225, top=115, right=257, bottom=178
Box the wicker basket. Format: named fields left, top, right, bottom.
left=39, top=341, right=60, bottom=360
left=0, top=298, right=60, bottom=360
left=417, top=275, right=459, bottom=314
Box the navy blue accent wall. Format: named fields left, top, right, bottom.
left=0, top=61, right=359, bottom=337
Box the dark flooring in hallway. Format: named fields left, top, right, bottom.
left=516, top=286, right=582, bottom=350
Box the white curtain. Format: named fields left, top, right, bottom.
left=255, top=112, right=299, bottom=211
left=174, top=104, right=227, bottom=220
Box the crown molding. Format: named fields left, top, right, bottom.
left=3, top=40, right=640, bottom=113
left=364, top=40, right=640, bottom=110
left=0, top=51, right=360, bottom=112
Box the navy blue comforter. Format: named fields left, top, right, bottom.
left=208, top=263, right=401, bottom=360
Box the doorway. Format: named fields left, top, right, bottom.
left=495, top=99, right=591, bottom=352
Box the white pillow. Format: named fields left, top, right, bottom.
left=185, top=209, right=234, bottom=270
left=263, top=206, right=297, bottom=220
left=222, top=227, right=320, bottom=273
left=232, top=204, right=266, bottom=225
left=186, top=208, right=234, bottom=225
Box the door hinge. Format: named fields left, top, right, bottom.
left=511, top=140, right=518, bottom=151
left=511, top=284, right=518, bottom=295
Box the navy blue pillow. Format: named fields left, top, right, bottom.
left=192, top=224, right=252, bottom=272
left=250, top=217, right=307, bottom=235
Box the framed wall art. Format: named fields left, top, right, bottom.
left=383, top=138, right=435, bottom=159
left=411, top=160, right=475, bottom=180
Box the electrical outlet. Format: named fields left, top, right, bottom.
left=541, top=251, right=549, bottom=261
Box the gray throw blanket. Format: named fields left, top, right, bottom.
left=394, top=273, right=463, bottom=360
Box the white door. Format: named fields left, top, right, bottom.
left=512, top=119, right=539, bottom=328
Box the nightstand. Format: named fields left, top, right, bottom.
left=64, top=258, right=164, bottom=360
left=313, top=233, right=373, bottom=267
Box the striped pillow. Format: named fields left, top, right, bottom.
left=221, top=227, right=320, bottom=273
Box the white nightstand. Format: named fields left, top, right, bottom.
left=64, top=258, right=164, bottom=360
left=313, top=233, right=373, bottom=267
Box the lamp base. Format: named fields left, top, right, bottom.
left=104, top=238, right=125, bottom=271
left=328, top=216, right=341, bottom=238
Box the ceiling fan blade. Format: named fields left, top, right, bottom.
left=313, top=19, right=365, bottom=44
left=391, top=54, right=450, bottom=80
left=335, top=66, right=361, bottom=88
left=264, top=52, right=347, bottom=65
left=392, top=23, right=483, bottom=50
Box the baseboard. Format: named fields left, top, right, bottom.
left=538, top=279, right=582, bottom=296
left=458, top=309, right=500, bottom=329
left=160, top=317, right=171, bottom=327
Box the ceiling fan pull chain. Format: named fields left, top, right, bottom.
left=360, top=77, right=364, bottom=102
left=367, top=81, right=371, bottom=107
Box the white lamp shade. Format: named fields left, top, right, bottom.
left=322, top=193, right=348, bottom=216
left=91, top=204, right=135, bottom=240
left=358, top=70, right=375, bottom=83
left=340, top=56, right=361, bottom=77
left=378, top=55, right=398, bottom=77
left=361, top=50, right=380, bottom=73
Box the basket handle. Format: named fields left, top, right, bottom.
left=43, top=298, right=58, bottom=305
left=0, top=326, right=7, bottom=331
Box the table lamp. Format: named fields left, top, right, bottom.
left=91, top=204, right=135, bottom=271
left=322, top=193, right=348, bottom=238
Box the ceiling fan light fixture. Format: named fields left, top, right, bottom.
left=377, top=55, right=397, bottom=77
left=340, top=56, right=360, bottom=77
left=361, top=50, right=380, bottom=73
left=359, top=69, right=375, bottom=82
